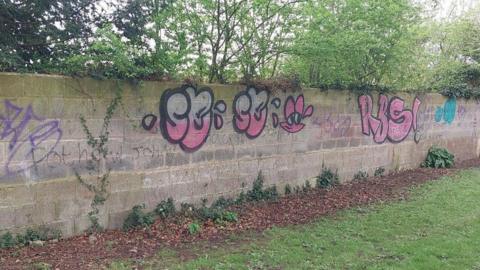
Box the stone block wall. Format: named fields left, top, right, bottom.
left=0, top=73, right=478, bottom=236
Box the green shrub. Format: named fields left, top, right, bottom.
left=422, top=146, right=455, bottom=168
left=24, top=228, right=41, bottom=242
left=0, top=232, right=16, bottom=248
left=187, top=222, right=201, bottom=235
left=0, top=226, right=61, bottom=249
left=284, top=184, right=292, bottom=195
left=246, top=172, right=278, bottom=202
left=214, top=211, right=238, bottom=225
left=123, top=204, right=155, bottom=231
left=211, top=196, right=235, bottom=209
left=303, top=180, right=312, bottom=192
left=19, top=227, right=61, bottom=245
left=221, top=211, right=238, bottom=223
left=196, top=205, right=224, bottom=221
left=235, top=191, right=247, bottom=204
left=374, top=167, right=385, bottom=177
left=155, top=198, right=176, bottom=219
left=29, top=262, right=52, bottom=270
left=179, top=203, right=196, bottom=217
left=263, top=185, right=279, bottom=200
left=353, top=171, right=368, bottom=181
left=316, top=167, right=339, bottom=188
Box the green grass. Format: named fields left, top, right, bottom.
left=110, top=169, right=480, bottom=270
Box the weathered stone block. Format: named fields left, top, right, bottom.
left=214, top=148, right=235, bottom=161
left=165, top=152, right=190, bottom=167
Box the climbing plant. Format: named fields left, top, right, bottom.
left=74, top=86, right=123, bottom=233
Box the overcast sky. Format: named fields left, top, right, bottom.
left=432, top=0, right=479, bottom=19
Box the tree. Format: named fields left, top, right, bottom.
left=427, top=4, right=480, bottom=97
left=114, top=0, right=298, bottom=83
left=113, top=0, right=188, bottom=78
left=0, top=0, right=106, bottom=72
left=284, top=0, right=421, bottom=89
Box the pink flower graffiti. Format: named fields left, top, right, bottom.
left=279, top=95, right=314, bottom=133
left=358, top=94, right=421, bottom=144
left=233, top=87, right=270, bottom=139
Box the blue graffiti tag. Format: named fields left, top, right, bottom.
left=435, top=97, right=456, bottom=124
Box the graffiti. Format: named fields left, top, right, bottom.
left=271, top=98, right=281, bottom=128
left=141, top=113, right=159, bottom=133
left=0, top=100, right=62, bottom=176
left=435, top=97, right=456, bottom=124
left=141, top=85, right=226, bottom=152
left=358, top=94, right=421, bottom=144
left=457, top=105, right=467, bottom=120
left=311, top=113, right=352, bottom=138
left=232, top=87, right=270, bottom=139
left=141, top=85, right=315, bottom=152
left=279, top=95, right=314, bottom=133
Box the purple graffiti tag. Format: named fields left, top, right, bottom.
left=0, top=100, right=62, bottom=177
left=358, top=95, right=421, bottom=144
left=279, top=95, right=314, bottom=133
left=311, top=113, right=352, bottom=138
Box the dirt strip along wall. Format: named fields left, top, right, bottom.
left=0, top=73, right=478, bottom=236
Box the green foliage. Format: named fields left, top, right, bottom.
left=235, top=192, right=247, bottom=205
left=427, top=7, right=480, bottom=98
left=65, top=25, right=155, bottom=81
left=303, top=180, right=312, bottom=193
left=123, top=204, right=156, bottom=231
left=353, top=171, right=369, bottom=181
left=24, top=227, right=61, bottom=243
left=179, top=203, right=196, bottom=218
left=155, top=198, right=176, bottom=219
left=211, top=196, right=236, bottom=209
left=316, top=167, right=340, bottom=188
left=212, top=211, right=239, bottom=226
left=3, top=0, right=479, bottom=98
left=286, top=0, right=421, bottom=90
left=374, top=167, right=386, bottom=177
left=187, top=222, right=201, bottom=235
left=422, top=147, right=455, bottom=169
left=0, top=226, right=61, bottom=249
left=193, top=198, right=238, bottom=225
left=435, top=64, right=480, bottom=99
left=195, top=204, right=225, bottom=222
left=219, top=211, right=238, bottom=223
left=28, top=262, right=52, bottom=270
left=0, top=0, right=103, bottom=72
left=284, top=184, right=292, bottom=195
left=246, top=172, right=278, bottom=202
left=75, top=89, right=122, bottom=233
left=0, top=232, right=16, bottom=248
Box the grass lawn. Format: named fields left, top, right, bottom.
left=111, top=169, right=480, bottom=270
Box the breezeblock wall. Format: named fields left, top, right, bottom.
left=0, top=73, right=478, bottom=236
